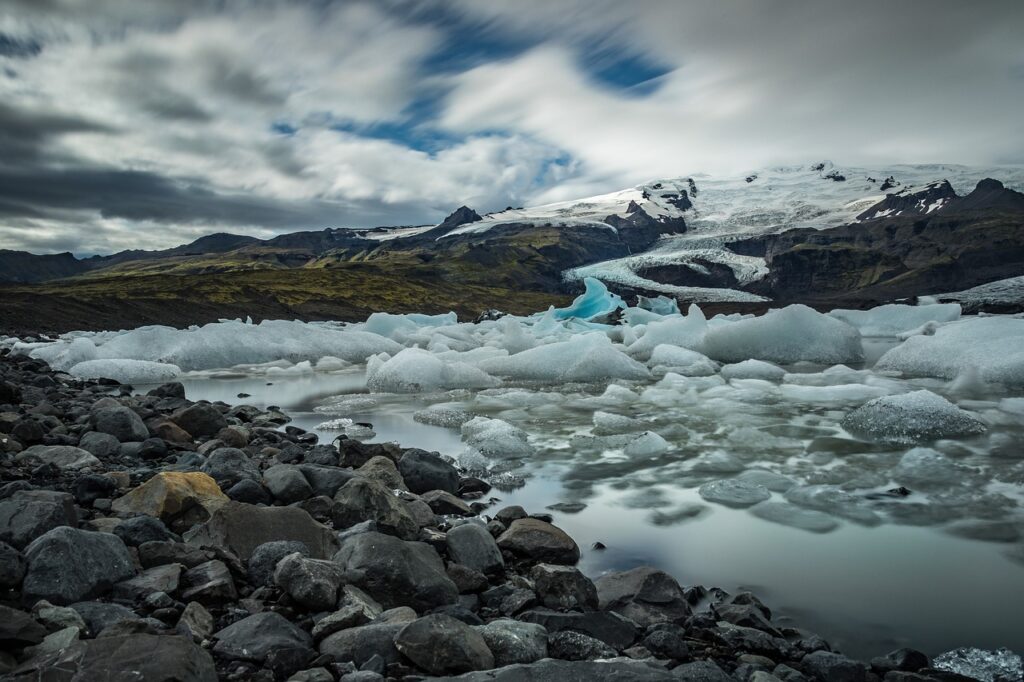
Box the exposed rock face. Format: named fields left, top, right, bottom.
left=22, top=527, right=136, bottom=605
left=735, top=178, right=1024, bottom=304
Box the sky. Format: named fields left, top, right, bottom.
left=1, top=0, right=1022, bottom=256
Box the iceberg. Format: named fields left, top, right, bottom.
left=551, top=277, right=626, bottom=321
left=480, top=333, right=648, bottom=383
left=828, top=303, right=961, bottom=336
left=366, top=347, right=497, bottom=393
left=68, top=359, right=181, bottom=384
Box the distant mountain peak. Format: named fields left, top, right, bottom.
left=437, top=206, right=482, bottom=232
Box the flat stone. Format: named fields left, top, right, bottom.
left=113, top=564, right=182, bottom=601
left=15, top=445, right=99, bottom=471
left=184, top=501, right=339, bottom=561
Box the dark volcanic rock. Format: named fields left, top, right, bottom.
left=0, top=489, right=78, bottom=549
left=594, top=566, right=690, bottom=627
left=332, top=531, right=458, bottom=611
left=248, top=540, right=310, bottom=587
left=274, top=552, right=346, bottom=611
left=0, top=603, right=47, bottom=646
left=394, top=614, right=495, bottom=675
left=0, top=540, right=27, bottom=587
left=331, top=477, right=418, bottom=540
left=426, top=658, right=675, bottom=681
left=113, top=515, right=176, bottom=546
left=22, top=526, right=136, bottom=605
left=495, top=518, right=580, bottom=565
left=518, top=609, right=638, bottom=650
left=91, top=405, right=149, bottom=442
left=398, top=449, right=459, bottom=495
left=318, top=622, right=403, bottom=667
left=171, top=403, right=227, bottom=438
left=200, top=447, right=259, bottom=488
left=547, top=630, right=617, bottom=661
left=213, top=611, right=313, bottom=663
left=184, top=501, right=339, bottom=561
left=531, top=563, right=598, bottom=611
left=800, top=650, right=867, bottom=682
left=473, top=619, right=548, bottom=666
left=446, top=522, right=504, bottom=575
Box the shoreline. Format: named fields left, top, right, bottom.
left=0, top=350, right=1020, bottom=681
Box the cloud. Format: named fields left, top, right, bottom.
left=0, top=0, right=1022, bottom=255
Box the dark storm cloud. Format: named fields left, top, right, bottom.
left=0, top=101, right=112, bottom=162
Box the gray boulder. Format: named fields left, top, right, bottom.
left=184, top=501, right=338, bottom=561
left=0, top=540, right=26, bottom=587
left=446, top=522, right=504, bottom=575
left=114, top=515, right=175, bottom=546
left=78, top=431, right=121, bottom=458
left=398, top=449, right=459, bottom=495
left=0, top=603, right=47, bottom=646
left=426, top=659, right=675, bottom=681
left=332, top=531, right=457, bottom=612
left=594, top=566, right=690, bottom=627
left=172, top=403, right=227, bottom=438
left=91, top=405, right=149, bottom=442
left=331, top=477, right=418, bottom=540
left=548, top=630, right=617, bottom=660
left=799, top=650, right=866, bottom=682
left=0, top=490, right=78, bottom=549
left=274, top=552, right=345, bottom=611
left=264, top=464, right=314, bottom=504
left=318, top=622, right=403, bottom=666
left=298, top=465, right=358, bottom=498
left=518, top=609, right=638, bottom=651
left=531, top=564, right=598, bottom=611
left=473, top=619, right=547, bottom=666
left=249, top=540, right=310, bottom=587
left=496, top=518, right=580, bottom=565
left=15, top=445, right=100, bottom=471
left=69, top=601, right=137, bottom=637
left=112, top=564, right=182, bottom=601
left=394, top=614, right=494, bottom=675
left=213, top=611, right=313, bottom=664
left=200, top=447, right=259, bottom=488
left=22, top=527, right=135, bottom=605
left=311, top=585, right=382, bottom=641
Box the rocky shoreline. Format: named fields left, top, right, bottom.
left=0, top=350, right=1018, bottom=682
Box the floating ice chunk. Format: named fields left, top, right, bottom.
left=720, top=359, right=786, bottom=382
left=68, top=359, right=181, bottom=384
left=480, top=333, right=648, bottom=383
left=314, top=356, right=349, bottom=372
left=637, top=294, right=681, bottom=316
left=698, top=479, right=771, bottom=507
left=840, top=390, right=987, bottom=445
left=736, top=469, right=797, bottom=493
left=932, top=647, right=1023, bottom=682
left=893, top=448, right=976, bottom=488
left=31, top=336, right=98, bottom=370
left=552, top=277, right=626, bottom=320
left=266, top=361, right=315, bottom=376
left=592, top=411, right=645, bottom=435
left=626, top=305, right=708, bottom=360
left=363, top=311, right=458, bottom=340
left=413, top=405, right=474, bottom=428
left=494, top=317, right=537, bottom=355
left=784, top=485, right=882, bottom=526
left=702, top=305, right=864, bottom=365
left=749, top=501, right=839, bottom=533
left=780, top=383, right=889, bottom=405
left=689, top=452, right=746, bottom=474
left=461, top=416, right=533, bottom=459
left=366, top=348, right=498, bottom=393
left=1000, top=398, right=1024, bottom=416
left=876, top=316, right=1024, bottom=385
left=316, top=418, right=376, bottom=440
left=648, top=345, right=717, bottom=375
left=623, top=431, right=670, bottom=457
left=828, top=303, right=961, bottom=336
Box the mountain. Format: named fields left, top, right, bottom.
left=2, top=162, right=1023, bottom=332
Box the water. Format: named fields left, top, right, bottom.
left=167, top=351, right=1024, bottom=662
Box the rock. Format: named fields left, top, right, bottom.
left=332, top=531, right=458, bottom=612
left=698, top=479, right=772, bottom=508
left=72, top=474, right=118, bottom=505
left=531, top=564, right=598, bottom=611
left=180, top=559, right=237, bottom=602
left=0, top=541, right=27, bottom=587
left=290, top=668, right=335, bottom=682
left=138, top=541, right=214, bottom=570
left=394, top=614, right=494, bottom=675
left=200, top=447, right=259, bottom=488
left=871, top=648, right=930, bottom=674
left=11, top=419, right=45, bottom=445
left=111, top=472, right=228, bottom=533
left=425, top=658, right=675, bottom=681
left=172, top=403, right=228, bottom=438
left=213, top=611, right=313, bottom=664
left=0, top=490, right=78, bottom=549
left=357, top=456, right=407, bottom=491
left=78, top=431, right=121, bottom=458
left=274, top=552, right=346, bottom=611
left=331, top=477, right=418, bottom=540
left=714, top=623, right=792, bottom=659
left=176, top=601, right=214, bottom=642
left=496, top=518, right=580, bottom=565
left=399, top=449, right=459, bottom=495
left=318, top=622, right=403, bottom=666
left=299, top=464, right=359, bottom=498
left=216, top=426, right=249, bottom=449
left=22, top=527, right=136, bottom=605
left=264, top=464, right=314, bottom=504
left=474, top=619, right=548, bottom=666
left=184, top=501, right=339, bottom=561
left=68, top=601, right=137, bottom=637
left=447, top=522, right=505, bottom=575
left=594, top=566, right=690, bottom=627
left=112, top=563, right=182, bottom=601
left=493, top=505, right=528, bottom=526
left=800, top=650, right=867, bottom=682
left=642, top=627, right=690, bottom=660
left=447, top=563, right=489, bottom=593
left=406, top=497, right=436, bottom=527
left=311, top=585, right=382, bottom=640
left=249, top=540, right=310, bottom=586
left=7, top=633, right=218, bottom=681
left=25, top=626, right=80, bottom=658
left=148, top=382, right=186, bottom=399
left=91, top=405, right=149, bottom=442
left=113, top=515, right=175, bottom=546
left=548, top=630, right=617, bottom=660
left=672, top=660, right=736, bottom=681
left=422, top=490, right=473, bottom=516
left=15, top=445, right=100, bottom=471
left=518, top=609, right=638, bottom=650
left=151, top=420, right=193, bottom=445
left=0, top=603, right=47, bottom=646
left=225, top=478, right=271, bottom=504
